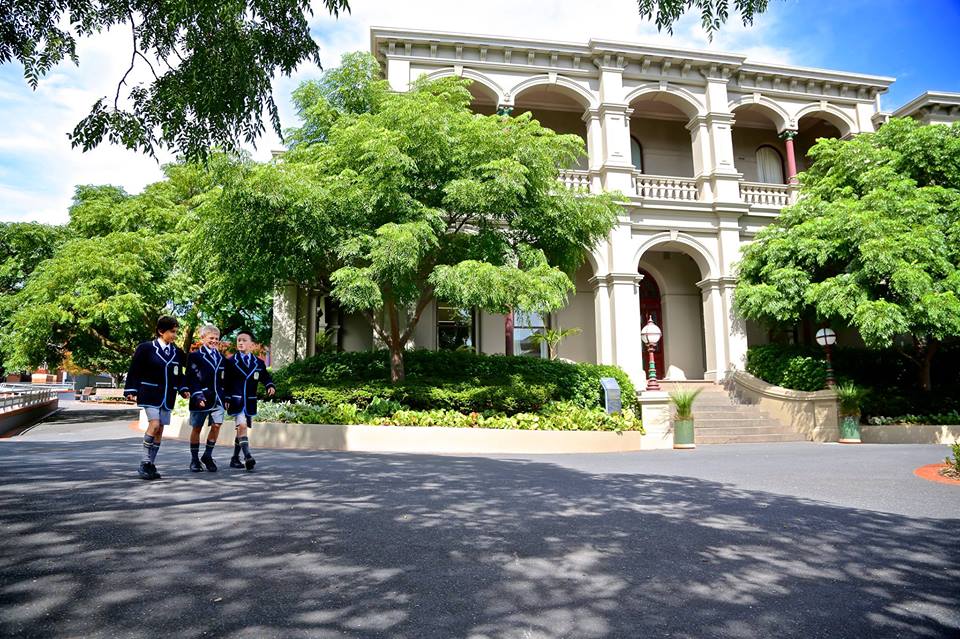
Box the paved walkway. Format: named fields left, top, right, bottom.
left=1, top=405, right=958, bottom=638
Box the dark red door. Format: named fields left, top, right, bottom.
left=638, top=269, right=665, bottom=378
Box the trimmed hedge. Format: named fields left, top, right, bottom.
left=273, top=349, right=637, bottom=415
left=746, top=344, right=827, bottom=392
left=746, top=343, right=960, bottom=419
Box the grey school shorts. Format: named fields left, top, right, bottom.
left=143, top=406, right=172, bottom=426
left=189, top=405, right=225, bottom=428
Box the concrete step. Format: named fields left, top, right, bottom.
left=694, top=410, right=777, bottom=420
left=692, top=424, right=799, bottom=435
left=697, top=432, right=809, bottom=444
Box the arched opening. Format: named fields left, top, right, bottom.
left=637, top=246, right=709, bottom=380
left=628, top=95, right=696, bottom=177
left=638, top=268, right=665, bottom=376
left=465, top=79, right=498, bottom=116
left=630, top=136, right=644, bottom=172
left=731, top=104, right=789, bottom=184
left=511, top=84, right=591, bottom=170
left=756, top=145, right=785, bottom=184
left=795, top=113, right=844, bottom=172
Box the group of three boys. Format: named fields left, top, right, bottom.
left=124, top=316, right=275, bottom=480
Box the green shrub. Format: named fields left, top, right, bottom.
left=255, top=399, right=642, bottom=432
left=746, top=344, right=827, bottom=392
left=669, top=388, right=701, bottom=419
left=946, top=443, right=960, bottom=474
left=835, top=383, right=867, bottom=416
left=272, top=349, right=637, bottom=414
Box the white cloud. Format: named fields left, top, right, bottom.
left=0, top=0, right=799, bottom=224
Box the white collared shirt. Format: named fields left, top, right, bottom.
left=156, top=338, right=173, bottom=357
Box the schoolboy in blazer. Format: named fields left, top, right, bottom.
left=185, top=324, right=227, bottom=472
left=223, top=330, right=275, bottom=471
left=125, top=316, right=190, bottom=480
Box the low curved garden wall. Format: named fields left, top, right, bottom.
left=171, top=417, right=644, bottom=454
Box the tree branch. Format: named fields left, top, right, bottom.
left=85, top=327, right=128, bottom=354
left=400, top=286, right=435, bottom=345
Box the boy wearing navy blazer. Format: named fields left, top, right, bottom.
left=124, top=316, right=190, bottom=480
left=185, top=324, right=227, bottom=472
left=224, top=330, right=275, bottom=470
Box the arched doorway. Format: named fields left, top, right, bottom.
left=638, top=268, right=664, bottom=376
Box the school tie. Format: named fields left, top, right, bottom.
left=164, top=345, right=171, bottom=358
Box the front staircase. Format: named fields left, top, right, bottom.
left=658, top=380, right=806, bottom=444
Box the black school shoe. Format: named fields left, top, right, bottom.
left=189, top=459, right=205, bottom=472
left=200, top=455, right=218, bottom=472
left=229, top=457, right=244, bottom=469
left=138, top=462, right=161, bottom=480
left=244, top=457, right=256, bottom=471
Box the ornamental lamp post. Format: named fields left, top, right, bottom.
left=815, top=327, right=838, bottom=389
left=640, top=316, right=663, bottom=392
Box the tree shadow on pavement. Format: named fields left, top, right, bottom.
left=0, top=439, right=957, bottom=639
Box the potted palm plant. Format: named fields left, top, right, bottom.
left=835, top=383, right=866, bottom=444
left=669, top=388, right=702, bottom=449
left=529, top=326, right=582, bottom=361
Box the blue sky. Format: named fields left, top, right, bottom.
left=1, top=0, right=958, bottom=223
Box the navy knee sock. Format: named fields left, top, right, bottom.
left=148, top=440, right=161, bottom=464
left=233, top=437, right=241, bottom=460
left=239, top=436, right=252, bottom=460
left=203, top=439, right=216, bottom=459
left=189, top=443, right=200, bottom=462
left=141, top=434, right=155, bottom=464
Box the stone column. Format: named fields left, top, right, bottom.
left=697, top=278, right=727, bottom=381
left=306, top=290, right=318, bottom=358
left=721, top=278, right=749, bottom=372
left=590, top=275, right=614, bottom=365
left=702, top=70, right=743, bottom=203
left=780, top=129, right=799, bottom=184
left=270, top=282, right=300, bottom=368
left=595, top=58, right=634, bottom=194
left=383, top=42, right=411, bottom=93
left=608, top=272, right=645, bottom=387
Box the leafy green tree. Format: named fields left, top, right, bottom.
left=0, top=159, right=275, bottom=377
left=196, top=54, right=622, bottom=382
left=1, top=0, right=349, bottom=159
left=0, top=221, right=73, bottom=374
left=637, top=0, right=774, bottom=38
left=530, top=326, right=583, bottom=361
left=735, top=118, right=960, bottom=391
left=2, top=231, right=175, bottom=377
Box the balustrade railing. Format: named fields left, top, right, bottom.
left=740, top=182, right=791, bottom=207
left=557, top=169, right=592, bottom=192
left=631, top=173, right=699, bottom=201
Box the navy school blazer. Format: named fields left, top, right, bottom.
left=186, top=347, right=227, bottom=412
left=124, top=340, right=188, bottom=410
left=223, top=353, right=275, bottom=417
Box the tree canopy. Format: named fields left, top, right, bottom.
left=193, top=52, right=622, bottom=381
left=0, top=161, right=273, bottom=378
left=1, top=0, right=349, bottom=159
left=637, top=0, right=773, bottom=38
left=734, top=118, right=960, bottom=390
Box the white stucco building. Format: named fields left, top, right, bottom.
left=271, top=27, right=956, bottom=388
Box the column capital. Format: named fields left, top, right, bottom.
left=590, top=272, right=644, bottom=290
left=696, top=275, right=738, bottom=291
left=779, top=129, right=799, bottom=140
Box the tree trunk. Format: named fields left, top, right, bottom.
left=387, top=302, right=405, bottom=383
left=918, top=338, right=940, bottom=392
left=181, top=324, right=196, bottom=352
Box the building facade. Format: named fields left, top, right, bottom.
left=271, top=28, right=955, bottom=388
